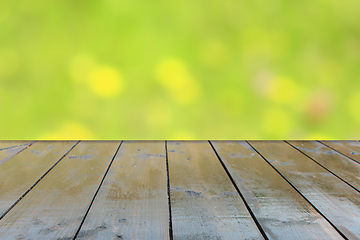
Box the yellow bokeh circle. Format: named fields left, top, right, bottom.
left=88, top=66, right=124, bottom=98
left=38, top=122, right=94, bottom=140
left=156, top=58, right=201, bottom=104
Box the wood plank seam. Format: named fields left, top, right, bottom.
left=0, top=140, right=80, bottom=220
left=165, top=140, right=174, bottom=240
left=0, top=141, right=36, bottom=151
left=75, top=141, right=169, bottom=239
left=73, top=141, right=123, bottom=239
left=285, top=141, right=360, bottom=194
left=208, top=140, right=269, bottom=240
left=0, top=141, right=36, bottom=166
left=245, top=141, right=349, bottom=240
left=318, top=141, right=360, bottom=165
left=213, top=141, right=344, bottom=239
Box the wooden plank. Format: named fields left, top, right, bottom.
left=76, top=141, right=169, bottom=240
left=288, top=141, right=360, bottom=191
left=167, top=141, right=264, bottom=239
left=0, top=141, right=34, bottom=150
left=0, top=141, right=77, bottom=219
left=211, top=141, right=343, bottom=240
left=249, top=141, right=360, bottom=240
left=0, top=141, right=120, bottom=240
left=320, top=141, right=360, bottom=164
left=0, top=141, right=34, bottom=165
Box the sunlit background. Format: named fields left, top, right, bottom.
left=1, top=0, right=359, bottom=140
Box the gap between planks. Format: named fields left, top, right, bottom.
left=0, top=141, right=80, bottom=220
left=73, top=141, right=123, bottom=239
left=208, top=141, right=269, bottom=240
left=285, top=141, right=360, bottom=194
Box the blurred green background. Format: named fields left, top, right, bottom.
left=1, top=0, right=359, bottom=140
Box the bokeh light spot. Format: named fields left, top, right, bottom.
left=156, top=58, right=201, bottom=104
left=171, top=130, right=196, bottom=140
left=252, top=71, right=274, bottom=97
left=88, top=66, right=124, bottom=98
left=38, top=122, right=94, bottom=140
left=305, top=89, right=333, bottom=124
left=267, top=76, right=300, bottom=104
left=2, top=0, right=360, bottom=140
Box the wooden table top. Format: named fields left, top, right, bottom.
left=0, top=140, right=359, bottom=239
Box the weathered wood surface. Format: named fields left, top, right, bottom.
left=288, top=141, right=360, bottom=192
left=167, top=141, right=263, bottom=239
left=0, top=141, right=33, bottom=150
left=320, top=141, right=360, bottom=164
left=0, top=141, right=34, bottom=165
left=76, top=141, right=169, bottom=240
left=211, top=141, right=343, bottom=240
left=0, top=141, right=77, bottom=219
left=249, top=141, right=360, bottom=240
left=0, top=141, right=120, bottom=240
left=1, top=140, right=359, bottom=239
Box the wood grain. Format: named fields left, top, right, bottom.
left=288, top=141, right=360, bottom=191
left=0, top=141, right=34, bottom=165
left=320, top=141, right=360, bottom=164
left=0, top=141, right=33, bottom=150
left=167, top=141, right=263, bottom=240
left=249, top=141, right=360, bottom=240
left=0, top=141, right=77, bottom=219
left=76, top=141, right=169, bottom=240
left=0, top=141, right=120, bottom=240
left=211, top=141, right=343, bottom=240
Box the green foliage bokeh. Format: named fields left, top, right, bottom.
left=1, top=0, right=359, bottom=139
